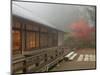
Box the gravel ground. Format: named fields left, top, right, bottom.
left=49, top=48, right=96, bottom=72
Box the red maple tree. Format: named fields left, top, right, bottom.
left=70, top=18, right=92, bottom=41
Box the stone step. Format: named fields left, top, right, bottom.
left=84, top=54, right=89, bottom=61
left=77, top=54, right=84, bottom=61
left=65, top=51, right=75, bottom=58
left=69, top=53, right=78, bottom=60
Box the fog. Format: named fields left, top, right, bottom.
left=12, top=1, right=95, bottom=32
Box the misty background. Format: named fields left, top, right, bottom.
left=12, top=1, right=96, bottom=48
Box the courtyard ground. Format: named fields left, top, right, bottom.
left=49, top=48, right=96, bottom=72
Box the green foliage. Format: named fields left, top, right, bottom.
left=64, top=32, right=96, bottom=49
